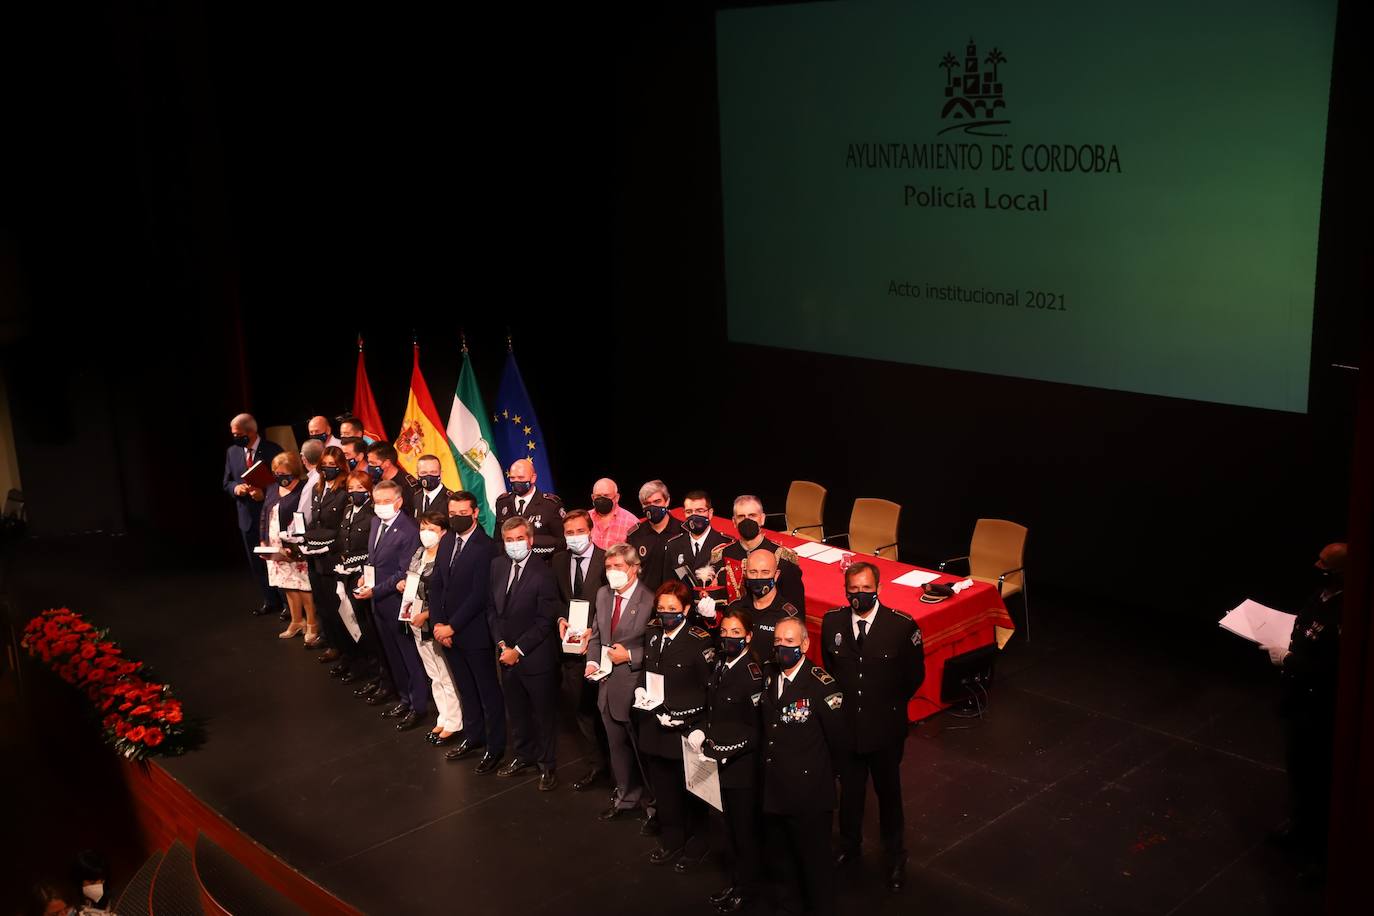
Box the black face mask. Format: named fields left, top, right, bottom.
left=745, top=577, right=775, bottom=598
left=275, top=474, right=295, bottom=488
left=847, top=591, right=878, bottom=613
left=419, top=474, right=443, bottom=492
left=349, top=491, right=369, bottom=507
left=366, top=464, right=383, bottom=481
left=511, top=480, right=533, bottom=496
left=684, top=514, right=711, bottom=535
left=736, top=519, right=761, bottom=541
left=644, top=505, right=669, bottom=523
left=347, top=458, right=358, bottom=470
left=774, top=644, right=804, bottom=669
left=321, top=466, right=342, bottom=481
left=308, top=432, right=328, bottom=443
left=449, top=514, right=475, bottom=535
left=593, top=496, right=615, bottom=515
left=657, top=610, right=686, bottom=631
left=231, top=435, right=251, bottom=448
left=720, top=635, right=748, bottom=658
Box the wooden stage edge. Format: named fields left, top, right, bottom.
left=121, top=757, right=361, bottom=915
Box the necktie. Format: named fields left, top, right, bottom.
left=857, top=618, right=868, bottom=649
left=374, top=522, right=389, bottom=551
left=610, top=593, right=623, bottom=637
left=573, top=556, right=585, bottom=594
left=506, top=560, right=522, bottom=597
left=449, top=535, right=463, bottom=569
left=517, top=498, right=527, bottom=515
left=692, top=540, right=701, bottom=563
left=245, top=447, right=253, bottom=470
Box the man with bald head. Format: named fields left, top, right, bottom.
left=494, top=458, right=565, bottom=563
left=726, top=548, right=805, bottom=660
left=223, top=413, right=284, bottom=616
left=1261, top=542, right=1348, bottom=871
left=305, top=415, right=342, bottom=448
left=589, top=477, right=639, bottom=550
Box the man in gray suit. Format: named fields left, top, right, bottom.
left=585, top=543, right=655, bottom=826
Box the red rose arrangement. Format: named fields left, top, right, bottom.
left=21, top=607, right=197, bottom=760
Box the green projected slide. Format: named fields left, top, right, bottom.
left=716, top=0, right=1336, bottom=412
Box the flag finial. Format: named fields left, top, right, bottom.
left=357, top=334, right=364, bottom=352
left=412, top=330, right=418, bottom=349
left=506, top=329, right=513, bottom=352
left=460, top=329, right=468, bottom=354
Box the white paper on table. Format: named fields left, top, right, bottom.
left=587, top=646, right=614, bottom=681
left=806, top=546, right=850, bottom=565
left=635, top=671, right=665, bottom=710
left=252, top=546, right=278, bottom=555
left=1219, top=599, right=1296, bottom=646
left=335, top=582, right=363, bottom=642
left=892, top=569, right=941, bottom=588
left=562, top=599, right=591, bottom=653
left=362, top=565, right=376, bottom=589
left=792, top=540, right=833, bottom=559
left=683, top=736, right=723, bottom=811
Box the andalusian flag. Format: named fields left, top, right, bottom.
left=394, top=345, right=463, bottom=491
left=445, top=349, right=504, bottom=534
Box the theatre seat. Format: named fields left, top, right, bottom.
left=824, top=497, right=900, bottom=560
left=941, top=518, right=1029, bottom=640
left=784, top=480, right=826, bottom=541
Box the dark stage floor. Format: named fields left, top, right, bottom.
left=4, top=534, right=1325, bottom=915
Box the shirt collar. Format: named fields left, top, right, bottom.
left=665, top=620, right=686, bottom=640
left=615, top=578, right=639, bottom=603
left=726, top=648, right=749, bottom=668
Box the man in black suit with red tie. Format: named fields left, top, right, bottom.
left=489, top=515, right=562, bottom=791
left=552, top=509, right=610, bottom=791
left=222, top=413, right=283, bottom=616
left=429, top=492, right=506, bottom=774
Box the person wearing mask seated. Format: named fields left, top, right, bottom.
left=411, top=453, right=454, bottom=517
left=302, top=446, right=351, bottom=666
left=403, top=511, right=465, bottom=746
left=589, top=477, right=640, bottom=550
left=626, top=479, right=674, bottom=591
left=261, top=452, right=317, bottom=642
left=305, top=414, right=342, bottom=447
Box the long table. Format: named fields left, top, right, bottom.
left=690, top=515, right=1015, bottom=721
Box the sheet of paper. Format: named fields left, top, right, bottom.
left=806, top=546, right=850, bottom=565
left=892, top=569, right=941, bottom=588
left=290, top=512, right=305, bottom=536
left=252, top=546, right=278, bottom=555
left=683, top=736, right=724, bottom=811
left=587, top=646, right=614, bottom=681
left=635, top=671, right=665, bottom=710
left=1219, top=599, right=1295, bottom=645
left=792, top=540, right=833, bottom=559
left=402, top=572, right=421, bottom=604
left=335, top=583, right=363, bottom=642
left=362, top=565, right=376, bottom=589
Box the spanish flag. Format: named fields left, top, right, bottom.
left=394, top=344, right=463, bottom=491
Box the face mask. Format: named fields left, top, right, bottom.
left=419, top=474, right=442, bottom=492
left=275, top=474, right=295, bottom=488
left=348, top=491, right=369, bottom=507
left=774, top=643, right=804, bottom=669
left=231, top=434, right=251, bottom=448
left=593, top=496, right=614, bottom=515
left=684, top=514, right=711, bottom=535
left=505, top=539, right=530, bottom=562
left=657, top=609, right=685, bottom=630
left=848, top=591, right=878, bottom=613
left=745, top=577, right=775, bottom=598
left=606, top=568, right=629, bottom=590
left=736, top=519, right=761, bottom=541
left=366, top=464, right=383, bottom=481
left=347, top=457, right=358, bottom=470
left=420, top=529, right=442, bottom=549
left=83, top=884, right=104, bottom=904
left=449, top=514, right=474, bottom=535
left=720, top=635, right=747, bottom=658
left=309, top=432, right=328, bottom=443
left=374, top=501, right=398, bottom=521
left=565, top=533, right=591, bottom=554
left=321, top=466, right=342, bottom=481
left=511, top=479, right=533, bottom=496
left=644, top=505, right=669, bottom=523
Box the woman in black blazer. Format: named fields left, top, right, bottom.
left=332, top=469, right=381, bottom=687
left=303, top=446, right=351, bottom=658
left=260, top=451, right=315, bottom=640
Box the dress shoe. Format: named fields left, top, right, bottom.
left=352, top=679, right=380, bottom=697
left=426, top=729, right=443, bottom=744
left=598, top=806, right=632, bottom=822
left=339, top=669, right=363, bottom=684
left=445, top=739, right=484, bottom=761
left=381, top=701, right=410, bottom=719
left=364, top=689, right=396, bottom=706
left=714, top=891, right=750, bottom=913
left=328, top=662, right=348, bottom=678
left=497, top=758, right=534, bottom=778
left=473, top=752, right=504, bottom=775
left=673, top=849, right=708, bottom=873
left=538, top=768, right=558, bottom=791
left=888, top=854, right=908, bottom=892
left=639, top=814, right=661, bottom=837
left=251, top=603, right=278, bottom=617
left=317, top=647, right=341, bottom=663
left=648, top=846, right=682, bottom=866
left=572, top=766, right=606, bottom=792
left=395, top=710, right=420, bottom=731
left=709, top=887, right=737, bottom=907
left=431, top=731, right=458, bottom=747
left=834, top=847, right=860, bottom=868
left=278, top=608, right=290, bottom=622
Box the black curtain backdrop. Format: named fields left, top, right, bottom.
left=0, top=1, right=1365, bottom=613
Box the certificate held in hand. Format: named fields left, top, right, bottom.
left=562, top=600, right=591, bottom=653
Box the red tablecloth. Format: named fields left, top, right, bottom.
left=680, top=514, right=1014, bottom=721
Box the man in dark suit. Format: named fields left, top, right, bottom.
left=822, top=561, right=925, bottom=892
left=410, top=454, right=454, bottom=518
left=552, top=509, right=610, bottom=791
left=352, top=479, right=427, bottom=731
left=489, top=515, right=562, bottom=790
left=430, top=492, right=506, bottom=774
left=222, top=413, right=284, bottom=616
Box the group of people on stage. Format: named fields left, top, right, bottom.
left=222, top=412, right=928, bottom=914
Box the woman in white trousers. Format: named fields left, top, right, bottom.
left=403, top=511, right=465, bottom=745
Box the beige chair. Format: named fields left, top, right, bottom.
left=782, top=480, right=826, bottom=542
left=941, top=519, right=1029, bottom=639
left=824, top=498, right=900, bottom=560
left=263, top=425, right=299, bottom=457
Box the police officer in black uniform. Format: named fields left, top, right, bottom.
left=822, top=560, right=925, bottom=891
left=333, top=473, right=390, bottom=699
left=720, top=495, right=805, bottom=608
left=662, top=490, right=733, bottom=616
left=364, top=441, right=419, bottom=507
left=1261, top=542, right=1347, bottom=870
left=625, top=479, right=675, bottom=590
left=493, top=458, right=565, bottom=563
left=410, top=454, right=454, bottom=518
left=762, top=616, right=848, bottom=916
left=301, top=447, right=351, bottom=672
left=636, top=580, right=715, bottom=868
left=728, top=548, right=804, bottom=662
left=689, top=606, right=764, bottom=914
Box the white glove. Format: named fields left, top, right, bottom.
left=1262, top=644, right=1290, bottom=667
left=634, top=687, right=648, bottom=705
left=655, top=712, right=684, bottom=728
left=686, top=729, right=706, bottom=753
left=697, top=595, right=717, bottom=619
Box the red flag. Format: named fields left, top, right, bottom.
left=352, top=336, right=388, bottom=441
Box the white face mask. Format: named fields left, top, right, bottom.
left=606, top=568, right=629, bottom=590
left=83, top=884, right=104, bottom=903
left=419, top=529, right=442, bottom=549
left=374, top=501, right=398, bottom=521
left=505, top=539, right=530, bottom=562
left=565, top=533, right=591, bottom=555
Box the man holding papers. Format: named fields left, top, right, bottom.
left=586, top=543, right=655, bottom=826
left=554, top=510, right=610, bottom=791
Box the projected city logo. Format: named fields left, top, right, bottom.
left=939, top=38, right=1009, bottom=136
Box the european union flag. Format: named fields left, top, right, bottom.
left=491, top=349, right=557, bottom=495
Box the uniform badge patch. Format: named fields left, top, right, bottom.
left=747, top=662, right=762, bottom=681
left=824, top=692, right=843, bottom=710
left=500, top=506, right=509, bottom=516
left=638, top=546, right=647, bottom=557
left=834, top=632, right=842, bottom=647
left=650, top=634, right=659, bottom=646
left=702, top=647, right=716, bottom=663
left=558, top=507, right=566, bottom=517
left=750, top=691, right=762, bottom=706
left=533, top=517, right=542, bottom=528
left=911, top=629, right=923, bottom=646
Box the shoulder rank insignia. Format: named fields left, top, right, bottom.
left=689, top=625, right=710, bottom=638
left=811, top=666, right=834, bottom=685
left=777, top=545, right=798, bottom=564
left=824, top=691, right=843, bottom=710
left=781, top=603, right=800, bottom=617
left=747, top=662, right=762, bottom=681
left=911, top=628, right=923, bottom=646
left=403, top=472, right=418, bottom=485
left=710, top=543, right=727, bottom=562
left=646, top=616, right=663, bottom=629
left=544, top=492, right=563, bottom=504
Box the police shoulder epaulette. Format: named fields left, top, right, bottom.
left=664, top=532, right=687, bottom=543
left=689, top=625, right=711, bottom=639
left=776, top=545, right=799, bottom=565
left=888, top=606, right=915, bottom=622
left=823, top=605, right=848, bottom=616
left=625, top=521, right=640, bottom=537
left=747, top=662, right=763, bottom=681
left=645, top=616, right=664, bottom=629
left=403, top=472, right=418, bottom=486
left=543, top=492, right=563, bottom=504
left=780, top=602, right=801, bottom=617
left=811, top=666, right=835, bottom=685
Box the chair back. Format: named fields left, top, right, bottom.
left=849, top=498, right=900, bottom=560
left=970, top=518, right=1027, bottom=595
left=785, top=480, right=826, bottom=542
left=264, top=425, right=299, bottom=456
